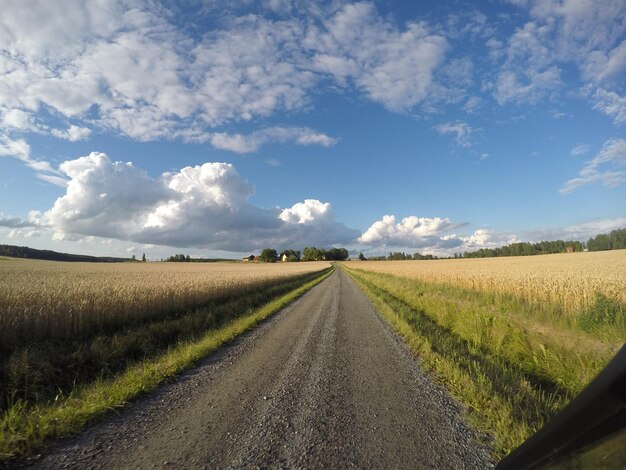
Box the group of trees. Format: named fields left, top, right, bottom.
left=257, top=248, right=303, bottom=263
left=0, top=244, right=129, bottom=262
left=462, top=240, right=584, bottom=259
left=167, top=254, right=192, bottom=262
left=361, top=229, right=625, bottom=261
left=587, top=228, right=626, bottom=251
left=4, top=227, right=624, bottom=266
left=302, top=246, right=349, bottom=261
left=358, top=251, right=440, bottom=261
left=256, top=246, right=350, bottom=262
left=460, top=229, right=625, bottom=259
left=258, top=248, right=279, bottom=263
left=386, top=251, right=439, bottom=260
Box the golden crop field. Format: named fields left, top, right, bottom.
left=344, top=250, right=626, bottom=315
left=343, top=250, right=626, bottom=455
left=0, top=258, right=330, bottom=346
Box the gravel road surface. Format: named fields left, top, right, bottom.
left=26, top=268, right=493, bottom=469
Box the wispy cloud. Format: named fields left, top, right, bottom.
left=305, top=2, right=448, bottom=112
left=434, top=120, right=475, bottom=147
left=0, top=135, right=66, bottom=186
left=570, top=144, right=590, bottom=157
left=51, top=125, right=92, bottom=142
left=592, top=88, right=626, bottom=125
left=489, top=0, right=626, bottom=109
left=0, top=0, right=451, bottom=151
left=561, top=138, right=626, bottom=194
left=208, top=127, right=338, bottom=154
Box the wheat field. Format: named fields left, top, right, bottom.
left=344, top=250, right=626, bottom=315
left=0, top=258, right=330, bottom=346
left=343, top=250, right=626, bottom=454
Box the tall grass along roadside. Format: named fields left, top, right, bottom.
left=0, top=261, right=332, bottom=463
left=342, top=253, right=624, bottom=459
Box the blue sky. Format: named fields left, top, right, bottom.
left=0, top=0, right=625, bottom=259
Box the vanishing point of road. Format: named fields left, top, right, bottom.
left=27, top=269, right=493, bottom=469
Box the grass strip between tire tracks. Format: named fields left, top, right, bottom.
left=0, top=266, right=334, bottom=463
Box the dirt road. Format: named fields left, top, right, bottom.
left=27, top=269, right=492, bottom=469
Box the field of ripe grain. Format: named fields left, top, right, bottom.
left=0, top=259, right=333, bottom=462
left=344, top=250, right=626, bottom=315
left=0, top=258, right=330, bottom=347
left=342, top=250, right=626, bottom=456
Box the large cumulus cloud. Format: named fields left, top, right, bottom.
left=40, top=152, right=358, bottom=250
left=356, top=214, right=520, bottom=254
left=358, top=215, right=463, bottom=248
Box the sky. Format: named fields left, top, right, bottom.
left=0, top=0, right=625, bottom=259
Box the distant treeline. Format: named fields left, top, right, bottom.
left=3, top=228, right=624, bottom=264
left=463, top=228, right=626, bottom=258
left=166, top=254, right=235, bottom=262
left=586, top=228, right=626, bottom=251
left=254, top=246, right=350, bottom=262
left=362, top=252, right=439, bottom=261
left=360, top=227, right=626, bottom=261
left=461, top=240, right=584, bottom=258
left=0, top=244, right=131, bottom=262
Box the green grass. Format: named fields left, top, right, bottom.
left=342, top=266, right=621, bottom=459
left=579, top=293, right=626, bottom=333
left=1, top=269, right=330, bottom=411
left=0, top=266, right=333, bottom=462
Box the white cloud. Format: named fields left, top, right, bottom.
left=0, top=212, right=36, bottom=228
left=356, top=214, right=530, bottom=255
left=208, top=127, right=338, bottom=154
left=0, top=135, right=30, bottom=161
left=0, top=108, right=37, bottom=131
left=0, top=0, right=454, bottom=156
left=592, top=88, right=626, bottom=125
left=0, top=1, right=316, bottom=143
left=40, top=151, right=358, bottom=250
left=570, top=143, right=590, bottom=157
left=584, top=39, right=626, bottom=83
left=35, top=174, right=69, bottom=187
left=51, top=125, right=92, bottom=142
left=537, top=218, right=626, bottom=241
left=358, top=214, right=463, bottom=248
left=561, top=138, right=626, bottom=194
left=357, top=214, right=626, bottom=256
left=503, top=0, right=531, bottom=7
left=304, top=2, right=448, bottom=112
left=493, top=66, right=561, bottom=105
left=0, top=134, right=63, bottom=183
left=463, top=96, right=483, bottom=114
left=530, top=0, right=626, bottom=71
left=490, top=0, right=626, bottom=109
left=434, top=121, right=474, bottom=146
left=190, top=16, right=316, bottom=126
left=459, top=229, right=520, bottom=250
left=279, top=199, right=333, bottom=224
left=440, top=57, right=474, bottom=88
